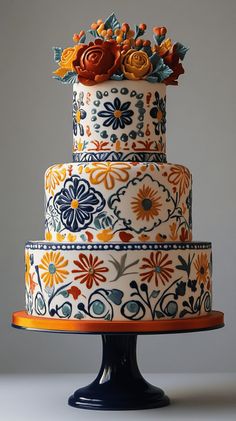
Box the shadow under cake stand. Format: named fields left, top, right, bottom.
left=12, top=310, right=224, bottom=411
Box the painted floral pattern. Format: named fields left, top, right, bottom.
left=98, top=97, right=134, bottom=130
left=140, top=251, right=174, bottom=286
left=54, top=175, right=105, bottom=232
left=150, top=91, right=166, bottom=135
left=87, top=162, right=131, bottom=190
left=72, top=83, right=168, bottom=163
left=72, top=253, right=109, bottom=289
left=44, top=162, right=192, bottom=242
left=167, top=165, right=191, bottom=198
left=131, top=184, right=162, bottom=222
left=73, top=91, right=87, bottom=136
left=38, top=251, right=69, bottom=288
left=45, top=164, right=66, bottom=196
left=109, top=174, right=174, bottom=234
left=25, top=243, right=212, bottom=321
left=194, top=253, right=209, bottom=284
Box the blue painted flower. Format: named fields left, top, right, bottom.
left=54, top=176, right=105, bottom=232
left=98, top=97, right=134, bottom=130
left=73, top=91, right=87, bottom=136
left=150, top=91, right=166, bottom=135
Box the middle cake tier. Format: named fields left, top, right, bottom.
left=45, top=161, right=192, bottom=243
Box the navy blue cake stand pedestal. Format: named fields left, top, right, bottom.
left=12, top=310, right=224, bottom=411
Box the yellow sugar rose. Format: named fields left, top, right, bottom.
left=121, top=49, right=152, bottom=80
left=53, top=45, right=82, bottom=78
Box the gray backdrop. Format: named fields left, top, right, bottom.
left=1, top=0, right=235, bottom=374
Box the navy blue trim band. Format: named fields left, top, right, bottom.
left=26, top=241, right=212, bottom=251
left=73, top=152, right=167, bottom=163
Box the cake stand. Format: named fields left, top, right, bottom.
left=12, top=310, right=224, bottom=411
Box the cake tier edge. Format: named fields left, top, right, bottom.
left=25, top=241, right=212, bottom=321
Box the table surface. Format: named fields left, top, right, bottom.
left=0, top=373, right=235, bottom=420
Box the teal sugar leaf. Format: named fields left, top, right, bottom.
left=111, top=73, right=124, bottom=81
left=147, top=54, right=173, bottom=82
left=62, top=71, right=78, bottom=84
left=52, top=47, right=62, bottom=63
left=141, top=45, right=152, bottom=57
left=153, top=34, right=165, bottom=46
left=79, top=34, right=86, bottom=44
left=145, top=75, right=159, bottom=83
left=104, top=13, right=120, bottom=31
left=88, top=29, right=98, bottom=38
left=174, top=42, right=189, bottom=60
left=53, top=71, right=78, bottom=84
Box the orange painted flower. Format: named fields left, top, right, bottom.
left=39, top=251, right=69, bottom=288
left=73, top=39, right=121, bottom=86
left=131, top=184, right=162, bottom=221
left=167, top=165, right=191, bottom=198
left=194, top=253, right=209, bottom=284
left=87, top=162, right=131, bottom=190
left=45, top=164, right=66, bottom=196
left=121, top=49, right=152, bottom=80
left=140, top=251, right=174, bottom=286
left=72, top=253, right=108, bottom=289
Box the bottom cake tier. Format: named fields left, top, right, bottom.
left=25, top=241, right=212, bottom=321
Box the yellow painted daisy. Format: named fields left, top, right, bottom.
left=39, top=251, right=69, bottom=288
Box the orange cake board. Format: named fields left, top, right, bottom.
left=12, top=310, right=224, bottom=333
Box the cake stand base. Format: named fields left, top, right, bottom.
left=68, top=334, right=169, bottom=410
left=12, top=310, right=224, bottom=411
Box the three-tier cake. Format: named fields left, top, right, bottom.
left=24, top=14, right=212, bottom=322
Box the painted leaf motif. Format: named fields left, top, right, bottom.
left=74, top=312, right=85, bottom=319
left=155, top=311, right=164, bottom=319
left=59, top=290, right=69, bottom=298
left=179, top=309, right=189, bottom=318
left=52, top=47, right=62, bottom=63
left=150, top=290, right=160, bottom=299
left=107, top=289, right=124, bottom=305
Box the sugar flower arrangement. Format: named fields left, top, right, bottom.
left=53, top=13, right=188, bottom=86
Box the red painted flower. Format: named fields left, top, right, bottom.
left=67, top=285, right=81, bottom=299
left=140, top=251, right=174, bottom=286
left=73, top=39, right=121, bottom=86
left=72, top=253, right=109, bottom=289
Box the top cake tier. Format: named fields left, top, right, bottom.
left=73, top=81, right=167, bottom=163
